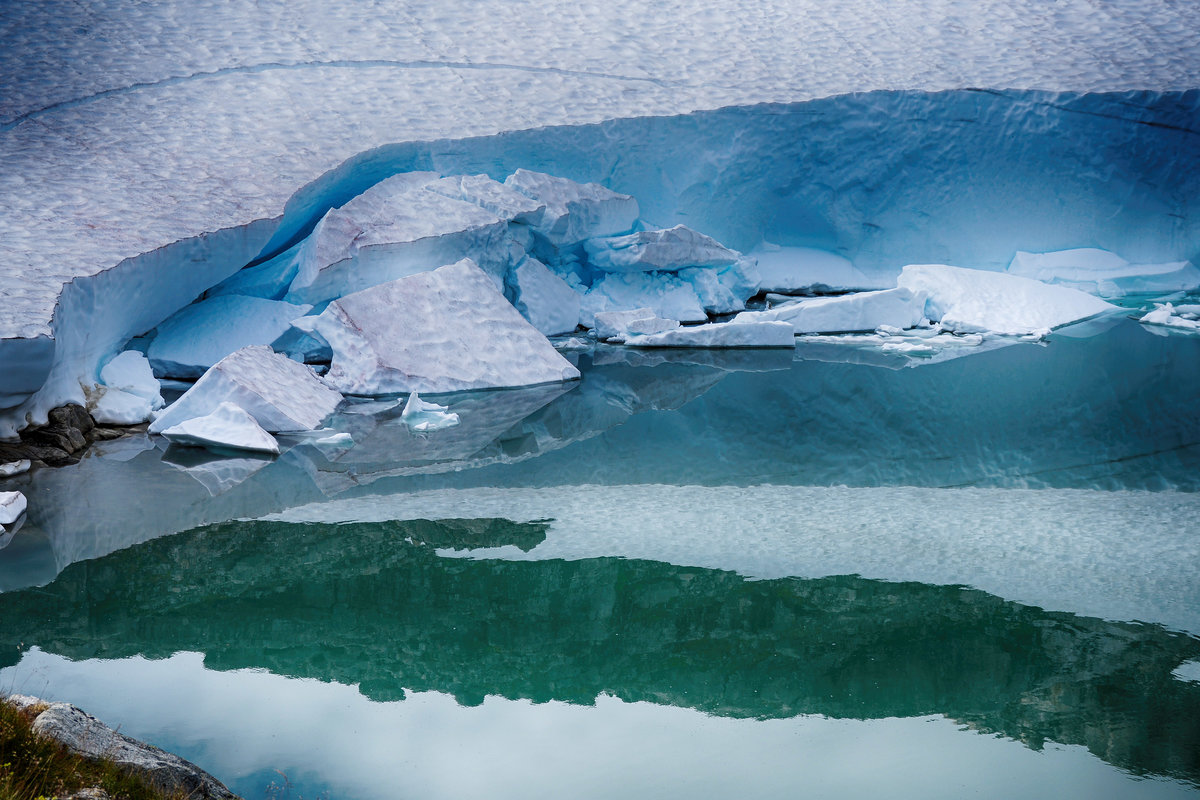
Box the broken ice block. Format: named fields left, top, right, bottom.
left=504, top=169, right=638, bottom=246
left=733, top=287, right=926, bottom=333
left=1008, top=248, right=1200, bottom=298
left=400, top=392, right=461, bottom=432
left=510, top=256, right=581, bottom=336
left=625, top=320, right=795, bottom=348
left=160, top=401, right=281, bottom=454
left=584, top=225, right=739, bottom=272
left=593, top=308, right=680, bottom=342
left=425, top=174, right=546, bottom=225
left=0, top=491, right=26, bottom=525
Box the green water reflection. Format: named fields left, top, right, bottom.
left=1, top=517, right=1197, bottom=786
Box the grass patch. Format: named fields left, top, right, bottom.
left=0, top=698, right=186, bottom=800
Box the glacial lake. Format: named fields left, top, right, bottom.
left=1, top=315, right=1199, bottom=799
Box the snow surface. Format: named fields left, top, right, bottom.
left=303, top=259, right=581, bottom=395
left=400, top=393, right=461, bottom=432
left=149, top=345, right=342, bottom=434
left=733, top=288, right=927, bottom=333
left=1007, top=248, right=1200, bottom=297
left=147, top=296, right=312, bottom=378
left=584, top=225, right=739, bottom=272
left=625, top=320, right=795, bottom=348
left=0, top=492, right=26, bottom=525
left=1, top=0, right=1199, bottom=434
left=160, top=401, right=281, bottom=455
left=898, top=264, right=1118, bottom=336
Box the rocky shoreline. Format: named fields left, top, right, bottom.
left=0, top=404, right=130, bottom=470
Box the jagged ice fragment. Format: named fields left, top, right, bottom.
left=160, top=401, right=281, bottom=454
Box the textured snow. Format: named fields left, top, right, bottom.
left=304, top=259, right=581, bottom=395
left=147, top=296, right=312, bottom=379
left=734, top=288, right=927, bottom=333
left=898, top=264, right=1118, bottom=336
left=1008, top=248, right=1200, bottom=297
left=0, top=492, right=26, bottom=525
left=160, top=401, right=281, bottom=455
left=752, top=245, right=888, bottom=293
left=584, top=225, right=739, bottom=272
left=510, top=257, right=581, bottom=336
left=505, top=170, right=639, bottom=246
left=285, top=174, right=514, bottom=304
left=90, top=389, right=157, bottom=426
left=626, top=320, right=795, bottom=348
left=149, top=345, right=342, bottom=434
left=593, top=308, right=680, bottom=342
left=400, top=393, right=461, bottom=432
left=1, top=0, right=1199, bottom=434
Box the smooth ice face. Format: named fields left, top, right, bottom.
left=1007, top=249, right=1200, bottom=298
left=585, top=272, right=708, bottom=325
left=306, top=259, right=581, bottom=395
left=898, top=265, right=1117, bottom=336
left=678, top=259, right=761, bottom=315
left=146, top=296, right=312, bottom=379
left=286, top=174, right=515, bottom=305
left=98, top=351, right=162, bottom=406
left=160, top=401, right=280, bottom=455
left=149, top=345, right=342, bottom=434
left=751, top=245, right=887, bottom=293
left=400, top=392, right=461, bottom=432
left=625, top=320, right=795, bottom=348
left=510, top=257, right=581, bottom=336
left=584, top=225, right=739, bottom=272
left=735, top=288, right=927, bottom=333
left=504, top=170, right=639, bottom=246
left=0, top=492, right=26, bottom=525
left=207, top=242, right=304, bottom=301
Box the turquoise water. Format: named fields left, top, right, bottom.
left=1, top=317, right=1199, bottom=798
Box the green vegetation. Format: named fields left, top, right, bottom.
left=0, top=698, right=183, bottom=800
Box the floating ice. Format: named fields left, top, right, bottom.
left=733, top=287, right=927, bottom=333
left=898, top=265, right=1117, bottom=336
left=0, top=460, right=30, bottom=478
left=593, top=308, right=680, bottom=343
left=1140, top=303, right=1200, bottom=332
left=425, top=175, right=546, bottom=225
left=0, top=491, right=26, bottom=525
left=626, top=320, right=795, bottom=348
left=584, top=225, right=739, bottom=272
left=400, top=392, right=461, bottom=432
left=678, top=258, right=761, bottom=315
left=89, top=388, right=157, bottom=426
left=509, top=256, right=581, bottom=336
left=1007, top=249, right=1200, bottom=297
left=285, top=173, right=515, bottom=305
left=750, top=245, right=888, bottom=294
left=586, top=272, right=707, bottom=325
left=160, top=401, right=281, bottom=455
left=504, top=170, right=639, bottom=246
left=149, top=345, right=342, bottom=434
left=147, top=296, right=312, bottom=379
left=300, top=259, right=580, bottom=395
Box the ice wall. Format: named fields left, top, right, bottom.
left=2, top=90, right=1198, bottom=435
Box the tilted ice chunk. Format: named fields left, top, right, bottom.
left=206, top=241, right=304, bottom=300
left=285, top=172, right=514, bottom=304
left=584, top=225, right=739, bottom=272
left=149, top=345, right=342, bottom=434
left=90, top=387, right=156, bottom=425
left=425, top=174, right=546, bottom=225
left=147, top=296, right=312, bottom=379
left=400, top=392, right=461, bottom=432
left=586, top=272, right=708, bottom=325
left=679, top=257, right=761, bottom=315
left=0, top=491, right=26, bottom=525
left=504, top=170, right=638, bottom=246
left=752, top=245, right=888, bottom=293
left=99, top=351, right=162, bottom=407
left=510, top=256, right=581, bottom=336
left=625, top=320, right=795, bottom=348
left=898, top=264, right=1117, bottom=335
left=733, top=287, right=927, bottom=333
left=1008, top=248, right=1200, bottom=297
left=593, top=308, right=680, bottom=342
left=160, top=401, right=281, bottom=454
left=1140, top=303, right=1200, bottom=332
left=300, top=259, right=580, bottom=395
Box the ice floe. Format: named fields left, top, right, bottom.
left=149, top=345, right=342, bottom=434
left=584, top=225, right=739, bottom=272
left=1008, top=248, right=1200, bottom=298
left=147, top=296, right=312, bottom=379
left=509, top=256, right=581, bottom=336
left=626, top=320, right=795, bottom=348
left=160, top=401, right=281, bottom=455
left=400, top=393, right=461, bottom=432
left=734, top=287, right=926, bottom=333
left=898, top=264, right=1117, bottom=336
left=0, top=491, right=26, bottom=525
left=593, top=308, right=680, bottom=343
left=0, top=460, right=30, bottom=478
left=1140, top=303, right=1200, bottom=333
left=504, top=170, right=639, bottom=247
left=299, top=258, right=580, bottom=395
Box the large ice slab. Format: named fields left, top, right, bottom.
left=1007, top=248, right=1200, bottom=297
left=626, top=320, right=795, bottom=348
left=504, top=170, right=639, bottom=246
left=585, top=272, right=707, bottom=325
left=425, top=175, right=546, bottom=225
left=160, top=401, right=281, bottom=455
left=734, top=287, right=926, bottom=333
left=149, top=345, right=342, bottom=434
left=509, top=256, right=581, bottom=336
left=147, top=296, right=312, bottom=379
left=300, top=259, right=581, bottom=395
left=584, top=225, right=739, bottom=272
left=752, top=245, right=888, bottom=293
left=898, top=265, right=1117, bottom=336
left=285, top=173, right=515, bottom=304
